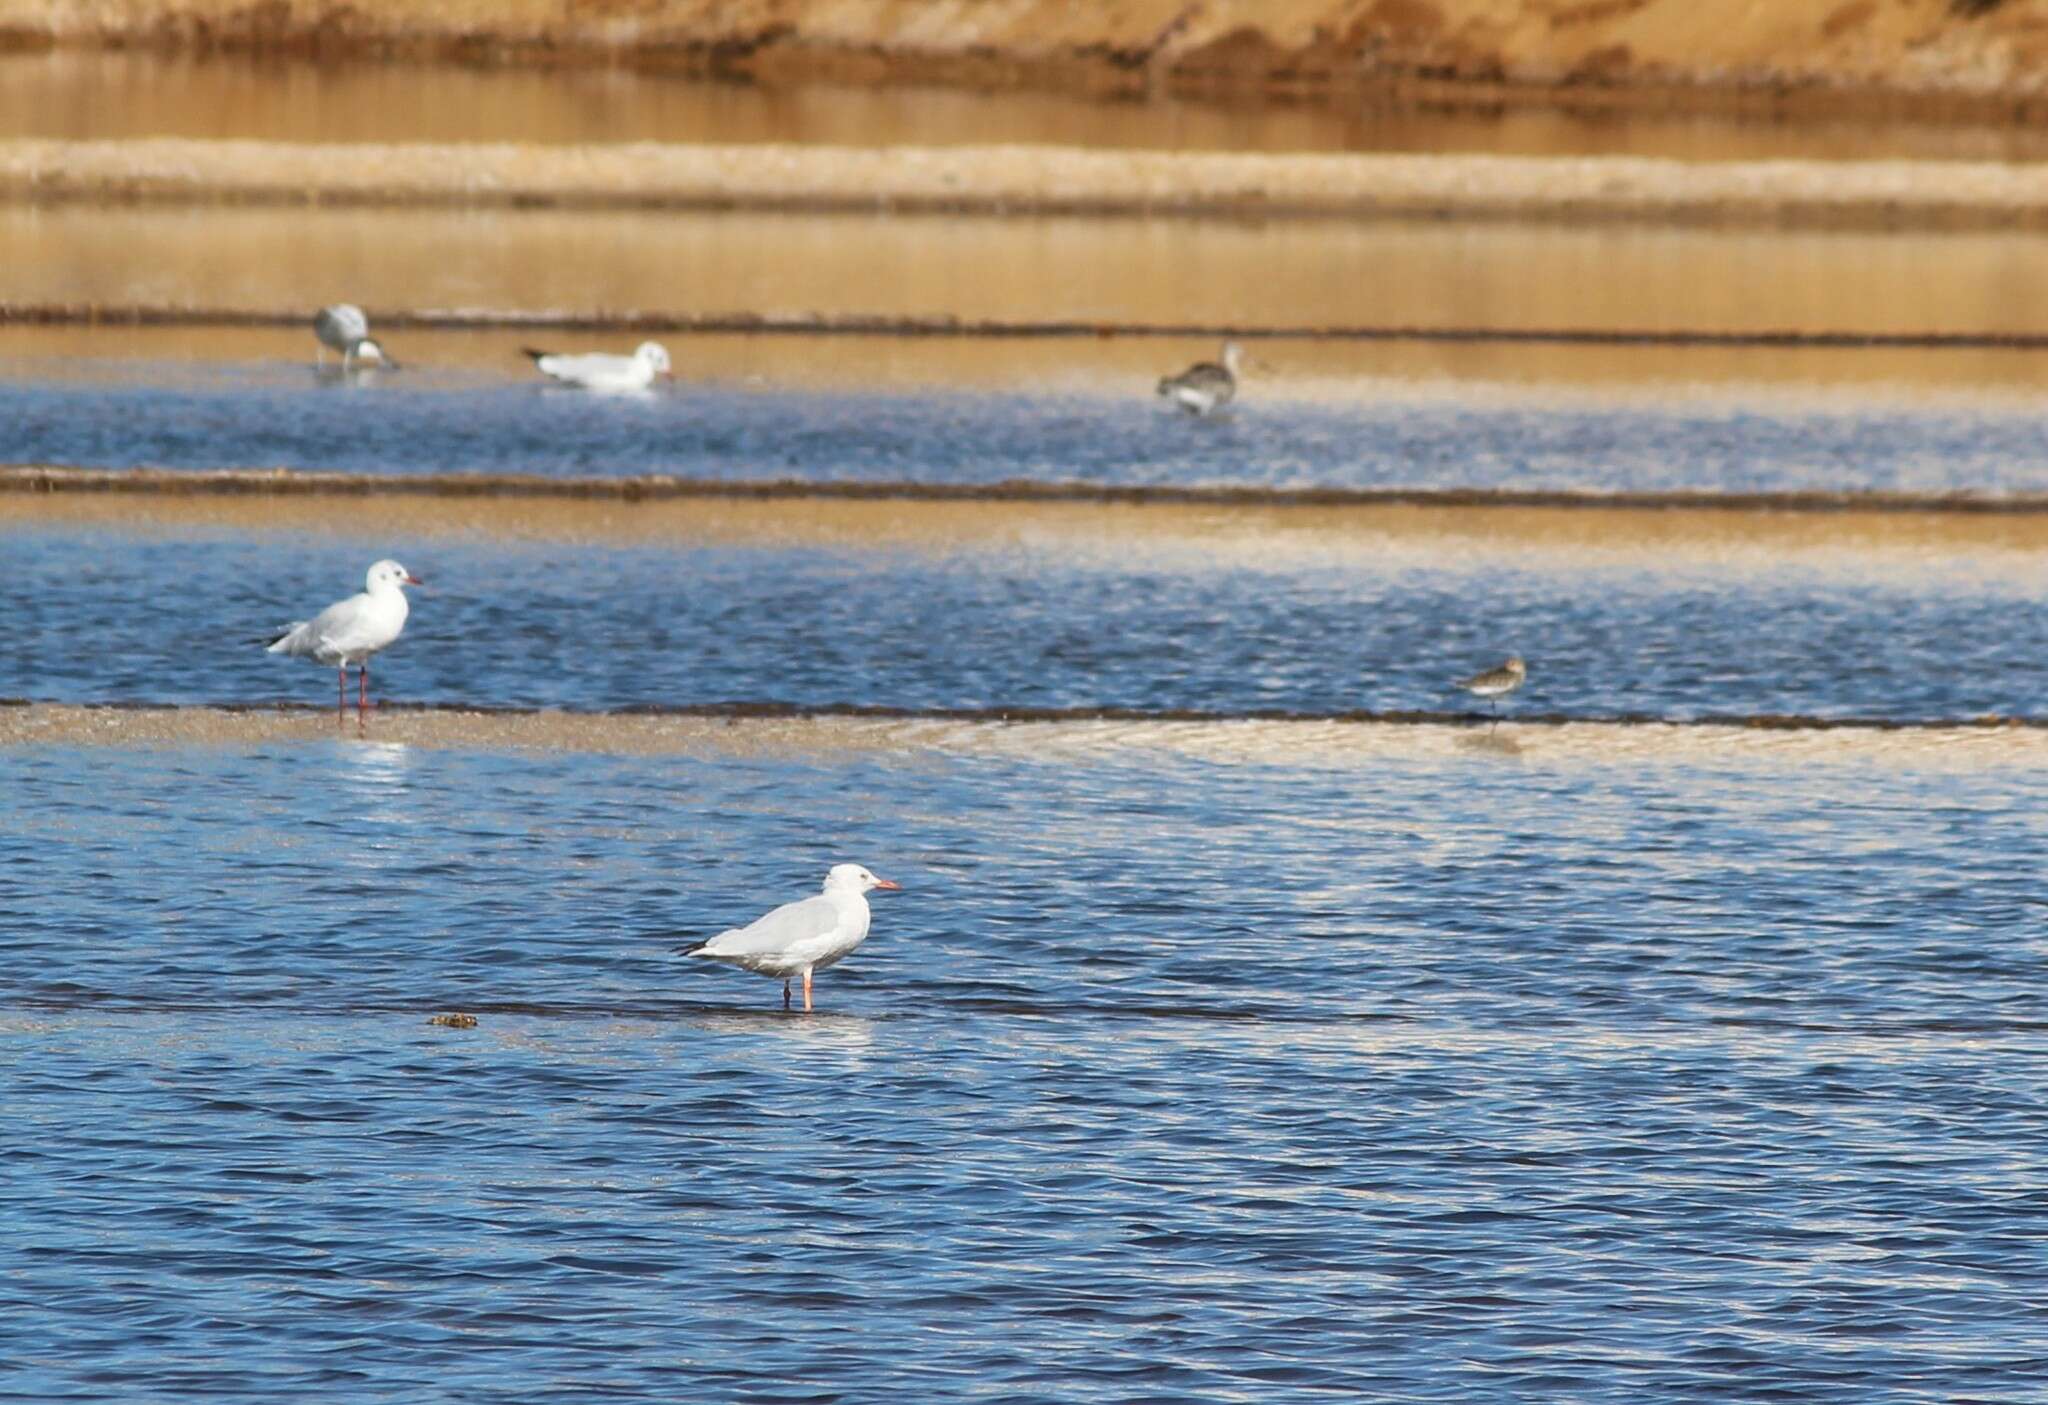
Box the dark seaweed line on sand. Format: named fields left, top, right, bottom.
left=5, top=466, right=2046, bottom=516
left=14, top=986, right=2046, bottom=1035
left=6, top=301, right=2048, bottom=349
left=2, top=698, right=2038, bottom=731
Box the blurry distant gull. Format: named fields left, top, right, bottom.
left=265, top=559, right=423, bottom=719
left=1157, top=340, right=1242, bottom=417
left=523, top=341, right=671, bottom=392
left=681, top=864, right=902, bottom=1012
left=1455, top=656, right=1527, bottom=721
left=314, top=303, right=397, bottom=370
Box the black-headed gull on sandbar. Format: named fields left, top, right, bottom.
left=265, top=559, right=423, bottom=719
left=522, top=341, right=671, bottom=392
left=682, top=863, right=902, bottom=1012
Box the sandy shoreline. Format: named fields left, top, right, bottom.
left=8, top=138, right=2048, bottom=229
left=9, top=1, right=2048, bottom=124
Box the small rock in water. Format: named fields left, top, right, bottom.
left=428, top=1012, right=479, bottom=1029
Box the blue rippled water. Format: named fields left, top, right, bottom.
left=8, top=332, right=2048, bottom=1403
left=4, top=361, right=2048, bottom=494
left=5, top=739, right=2047, bottom=1401
left=4, top=526, right=2045, bottom=720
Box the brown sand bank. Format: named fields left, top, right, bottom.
left=12, top=205, right=2048, bottom=351
left=8, top=1, right=2048, bottom=122
left=9, top=470, right=2048, bottom=595
left=18, top=51, right=2048, bottom=164
left=13, top=462, right=2048, bottom=519
left=8, top=138, right=2048, bottom=228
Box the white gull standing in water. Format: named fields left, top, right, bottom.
left=265, top=559, right=423, bottom=719
left=682, top=864, right=902, bottom=1012
left=1157, top=341, right=1243, bottom=417
left=523, top=341, right=671, bottom=392
left=314, top=304, right=397, bottom=370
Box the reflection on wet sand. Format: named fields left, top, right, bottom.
left=8, top=483, right=2048, bottom=593
left=5, top=205, right=2047, bottom=342
left=12, top=52, right=2048, bottom=164
left=1455, top=730, right=1526, bottom=760
left=3, top=705, right=2041, bottom=770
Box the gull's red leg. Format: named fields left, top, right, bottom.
left=802, top=969, right=813, bottom=1013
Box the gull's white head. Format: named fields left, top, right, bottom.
left=635, top=342, right=673, bottom=376
left=825, top=863, right=901, bottom=895
left=355, top=337, right=392, bottom=366
left=365, top=559, right=424, bottom=593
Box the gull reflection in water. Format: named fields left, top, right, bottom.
left=337, top=739, right=415, bottom=826
left=683, top=1009, right=879, bottom=1048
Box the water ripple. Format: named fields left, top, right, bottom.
left=3, top=743, right=2046, bottom=1400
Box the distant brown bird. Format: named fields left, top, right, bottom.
left=1456, top=657, right=1527, bottom=720
left=1157, top=341, right=1243, bottom=417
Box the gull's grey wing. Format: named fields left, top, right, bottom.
left=532, top=351, right=630, bottom=383
left=316, top=304, right=368, bottom=349
left=702, top=894, right=841, bottom=957
left=267, top=591, right=381, bottom=659
left=304, top=593, right=380, bottom=653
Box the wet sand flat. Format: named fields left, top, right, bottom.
left=9, top=138, right=2048, bottom=229
left=5, top=205, right=2046, bottom=351
left=12, top=470, right=2048, bottom=572
left=3, top=704, right=2042, bottom=770
left=16, top=52, right=2048, bottom=165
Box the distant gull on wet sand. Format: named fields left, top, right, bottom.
left=681, top=863, right=902, bottom=1012
left=523, top=341, right=672, bottom=392
left=265, top=559, right=423, bottom=719
left=1455, top=656, right=1527, bottom=719
left=314, top=304, right=397, bottom=370
left=1157, top=341, right=1242, bottom=417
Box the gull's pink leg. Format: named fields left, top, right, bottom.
left=802, top=969, right=813, bottom=1013
left=336, top=666, right=346, bottom=719
left=782, top=979, right=792, bottom=1011
left=358, top=661, right=370, bottom=718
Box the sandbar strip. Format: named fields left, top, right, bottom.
left=2, top=703, right=2041, bottom=769
left=9, top=303, right=2048, bottom=351
left=7, top=139, right=2048, bottom=230
left=16, top=483, right=2048, bottom=582
left=6, top=465, right=2048, bottom=521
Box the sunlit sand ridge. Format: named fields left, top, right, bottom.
left=9, top=139, right=2048, bottom=229
left=2, top=705, right=2042, bottom=770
